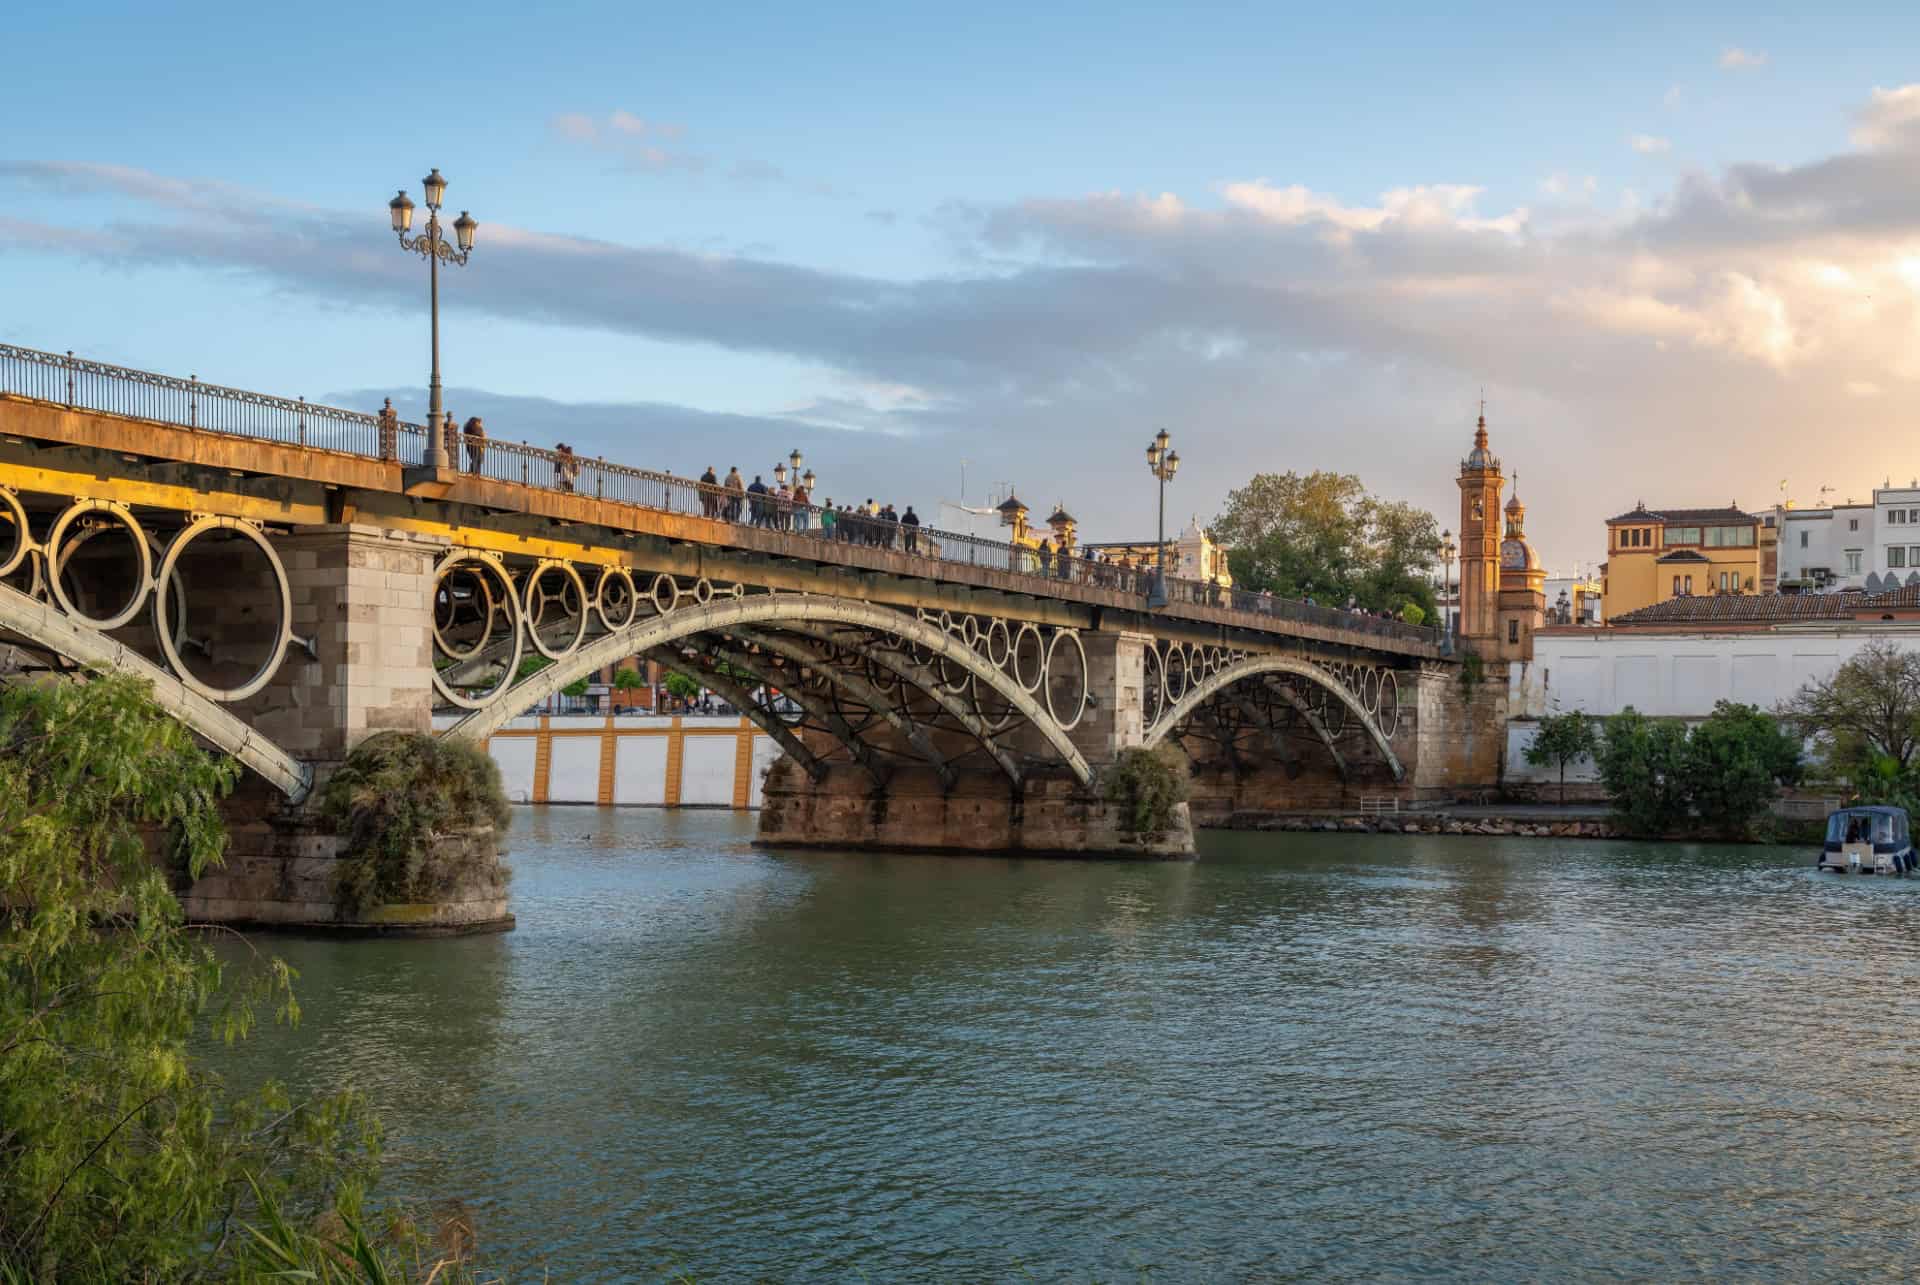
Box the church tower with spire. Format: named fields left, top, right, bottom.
left=1456, top=411, right=1504, bottom=643
left=1496, top=486, right=1546, bottom=660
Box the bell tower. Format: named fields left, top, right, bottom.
left=1456, top=410, right=1504, bottom=642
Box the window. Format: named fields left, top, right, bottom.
left=1685, top=576, right=1694, bottom=594
left=1891, top=548, right=1907, bottom=569
left=1910, top=544, right=1920, bottom=565
left=1667, top=526, right=1702, bottom=545
left=1508, top=619, right=1519, bottom=644
left=1672, top=575, right=1682, bottom=595
left=1891, top=510, right=1907, bottom=525
left=1850, top=519, right=1860, bottom=532
left=1847, top=550, right=1863, bottom=573
left=1800, top=530, right=1809, bottom=548
left=1704, top=526, right=1756, bottom=547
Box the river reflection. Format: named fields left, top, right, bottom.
left=209, top=809, right=1920, bottom=1280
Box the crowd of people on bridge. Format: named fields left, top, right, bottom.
left=366, top=399, right=1424, bottom=635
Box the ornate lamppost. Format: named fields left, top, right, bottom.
left=388, top=169, right=478, bottom=470
left=1438, top=529, right=1458, bottom=638
left=1145, top=428, right=1181, bottom=608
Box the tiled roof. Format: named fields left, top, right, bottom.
left=1605, top=506, right=1760, bottom=525
left=1655, top=549, right=1710, bottom=563
left=1609, top=593, right=1864, bottom=625
left=1867, top=582, right=1920, bottom=608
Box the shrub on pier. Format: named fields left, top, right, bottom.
left=1103, top=744, right=1192, bottom=841
left=321, top=732, right=511, bottom=915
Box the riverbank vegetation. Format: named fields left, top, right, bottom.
left=321, top=731, right=511, bottom=915
left=1212, top=470, right=1438, bottom=618
left=1781, top=640, right=1920, bottom=810
left=0, top=673, right=490, bottom=1280
left=1595, top=702, right=1802, bottom=839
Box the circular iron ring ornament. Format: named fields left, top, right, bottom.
left=595, top=566, right=639, bottom=632
left=1044, top=629, right=1089, bottom=731
left=1164, top=642, right=1189, bottom=704
left=46, top=499, right=154, bottom=631
left=0, top=487, right=30, bottom=579
left=1011, top=623, right=1046, bottom=693
left=650, top=573, right=680, bottom=616
left=523, top=560, right=589, bottom=661
left=985, top=618, right=1012, bottom=669
left=1376, top=669, right=1401, bottom=738
left=433, top=565, right=499, bottom=662
left=432, top=552, right=524, bottom=710
left=1141, top=643, right=1166, bottom=729
left=693, top=576, right=714, bottom=606
left=151, top=516, right=295, bottom=702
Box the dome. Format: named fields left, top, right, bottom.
left=1047, top=506, right=1076, bottom=526
left=1505, top=493, right=1524, bottom=516
left=996, top=494, right=1027, bottom=514
left=1500, top=536, right=1541, bottom=573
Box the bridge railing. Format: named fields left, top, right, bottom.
left=0, top=342, right=1442, bottom=648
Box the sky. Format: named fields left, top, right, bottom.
left=6, top=1, right=1920, bottom=575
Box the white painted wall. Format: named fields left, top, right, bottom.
left=492, top=737, right=538, bottom=803
left=679, top=735, right=741, bottom=806
left=1504, top=624, right=1920, bottom=786
left=429, top=713, right=774, bottom=807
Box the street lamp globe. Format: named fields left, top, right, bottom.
left=773, top=461, right=788, bottom=486
left=1154, top=427, right=1171, bottom=454
left=1146, top=439, right=1162, bottom=470
left=388, top=190, right=415, bottom=233
left=422, top=168, right=448, bottom=209
left=789, top=447, right=804, bottom=474
left=453, top=210, right=477, bottom=252
left=802, top=468, right=816, bottom=490
left=1166, top=450, right=1180, bottom=477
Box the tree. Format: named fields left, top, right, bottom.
left=664, top=672, right=701, bottom=704
left=0, top=672, right=378, bottom=1277
left=1780, top=640, right=1920, bottom=777
left=1214, top=470, right=1437, bottom=615
left=1524, top=711, right=1598, bottom=804
left=1595, top=703, right=1803, bottom=839
left=561, top=676, right=591, bottom=698
left=1596, top=708, right=1692, bottom=836
left=612, top=666, right=647, bottom=692
left=1681, top=701, right=1802, bottom=839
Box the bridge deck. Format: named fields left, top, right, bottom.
left=0, top=342, right=1442, bottom=660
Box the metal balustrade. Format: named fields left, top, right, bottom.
left=0, top=341, right=1441, bottom=647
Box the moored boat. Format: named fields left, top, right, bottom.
left=1818, top=805, right=1913, bottom=875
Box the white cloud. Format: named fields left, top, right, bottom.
left=18, top=85, right=1920, bottom=568
left=1720, top=47, right=1769, bottom=70
left=1663, top=85, right=1684, bottom=109
left=1629, top=134, right=1671, bottom=155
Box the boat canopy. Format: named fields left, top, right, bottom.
left=1825, top=806, right=1909, bottom=847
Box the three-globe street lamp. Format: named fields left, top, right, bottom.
left=388, top=168, right=478, bottom=470
left=1438, top=529, right=1458, bottom=638
left=773, top=448, right=808, bottom=489
left=1145, top=428, right=1181, bottom=609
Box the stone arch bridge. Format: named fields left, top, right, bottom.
left=0, top=345, right=1490, bottom=882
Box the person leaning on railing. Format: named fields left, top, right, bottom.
left=699, top=466, right=720, bottom=518
left=463, top=416, right=486, bottom=474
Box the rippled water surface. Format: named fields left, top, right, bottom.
left=210, top=808, right=1920, bottom=1280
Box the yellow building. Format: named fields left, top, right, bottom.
left=1600, top=502, right=1762, bottom=619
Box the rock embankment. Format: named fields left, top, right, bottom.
left=1220, top=812, right=1623, bottom=839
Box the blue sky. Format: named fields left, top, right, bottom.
left=7, top=1, right=1920, bottom=570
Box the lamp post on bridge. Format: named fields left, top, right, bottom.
left=388, top=168, right=478, bottom=470
left=1438, top=529, right=1458, bottom=639
left=1144, top=427, right=1181, bottom=608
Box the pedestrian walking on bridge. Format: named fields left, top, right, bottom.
left=463, top=416, right=487, bottom=474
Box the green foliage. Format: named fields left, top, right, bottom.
left=1596, top=709, right=1692, bottom=836
left=1597, top=703, right=1802, bottom=839
left=1102, top=745, right=1192, bottom=841
left=1780, top=639, right=1920, bottom=778
left=1214, top=470, right=1438, bottom=616
left=612, top=666, right=648, bottom=691
left=320, top=733, right=511, bottom=915
left=1524, top=711, right=1599, bottom=804
left=560, top=676, right=592, bottom=699
left=1682, top=701, right=1802, bottom=838
left=1399, top=602, right=1426, bottom=626
left=515, top=654, right=551, bottom=681
left=1458, top=648, right=1485, bottom=693
left=0, top=672, right=380, bottom=1278
left=664, top=672, right=701, bottom=702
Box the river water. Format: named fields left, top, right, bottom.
left=211, top=808, right=1920, bottom=1281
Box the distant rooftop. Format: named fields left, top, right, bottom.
left=1606, top=504, right=1760, bottom=526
